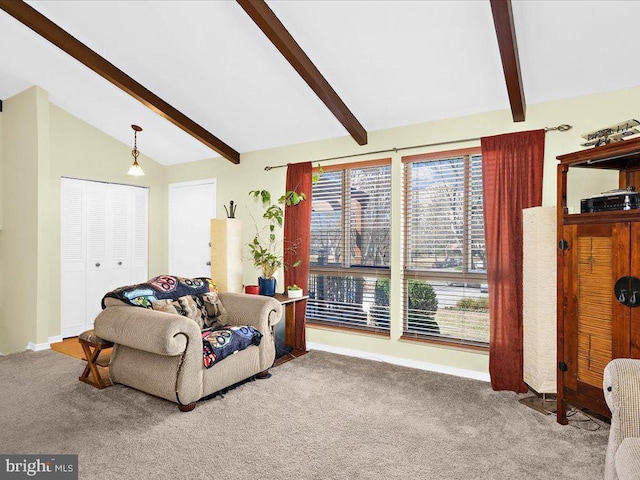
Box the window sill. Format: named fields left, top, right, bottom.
left=400, top=334, right=488, bottom=353
left=306, top=321, right=390, bottom=338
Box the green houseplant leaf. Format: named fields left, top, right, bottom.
left=248, top=187, right=306, bottom=279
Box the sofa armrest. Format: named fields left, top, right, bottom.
left=94, top=305, right=201, bottom=356
left=218, top=293, right=282, bottom=372
left=604, top=359, right=640, bottom=480
left=615, top=438, right=640, bottom=480
left=218, top=293, right=282, bottom=330
left=604, top=359, right=640, bottom=434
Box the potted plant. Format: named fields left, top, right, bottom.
left=287, top=284, right=303, bottom=299
left=247, top=189, right=305, bottom=296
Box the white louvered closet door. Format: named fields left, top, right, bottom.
left=61, top=179, right=148, bottom=337
left=131, top=187, right=149, bottom=284
left=86, top=181, right=111, bottom=322
left=60, top=178, right=87, bottom=338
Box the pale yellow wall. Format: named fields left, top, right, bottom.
left=0, top=88, right=168, bottom=353
left=0, top=107, right=3, bottom=230
left=0, top=87, right=49, bottom=352
left=47, top=105, right=168, bottom=340
left=0, top=109, right=3, bottom=337
left=170, top=84, right=640, bottom=376
left=35, top=87, right=51, bottom=347
left=2, top=82, right=639, bottom=366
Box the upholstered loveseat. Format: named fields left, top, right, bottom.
left=603, top=358, right=640, bottom=480
left=94, top=276, right=282, bottom=411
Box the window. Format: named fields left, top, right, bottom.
left=402, top=148, right=489, bottom=347
left=307, top=159, right=392, bottom=333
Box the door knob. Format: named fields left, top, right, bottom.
left=118, top=261, right=123, bottom=266
left=206, top=261, right=211, bottom=266
left=95, top=262, right=101, bottom=267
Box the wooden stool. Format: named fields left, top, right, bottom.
left=78, top=330, right=114, bottom=389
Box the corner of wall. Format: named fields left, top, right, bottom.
left=0, top=103, right=4, bottom=231
left=0, top=86, right=50, bottom=353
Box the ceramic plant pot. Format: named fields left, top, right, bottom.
left=258, top=277, right=277, bottom=296
left=287, top=288, right=303, bottom=299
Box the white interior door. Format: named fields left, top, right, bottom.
left=169, top=179, right=216, bottom=278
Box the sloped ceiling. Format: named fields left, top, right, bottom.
left=1, top=1, right=639, bottom=165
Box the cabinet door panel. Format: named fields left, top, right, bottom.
left=630, top=223, right=640, bottom=358
left=572, top=223, right=628, bottom=389
left=612, top=223, right=632, bottom=359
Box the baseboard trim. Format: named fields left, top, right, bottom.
left=306, top=342, right=490, bottom=382
left=26, top=335, right=63, bottom=352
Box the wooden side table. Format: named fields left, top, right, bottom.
left=273, top=293, right=309, bottom=352
left=78, top=330, right=114, bottom=389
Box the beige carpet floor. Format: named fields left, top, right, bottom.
left=0, top=349, right=608, bottom=479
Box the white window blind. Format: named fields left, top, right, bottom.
left=308, top=161, right=392, bottom=333
left=403, top=151, right=489, bottom=347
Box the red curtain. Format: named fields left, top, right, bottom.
left=284, top=162, right=313, bottom=351
left=481, top=130, right=545, bottom=393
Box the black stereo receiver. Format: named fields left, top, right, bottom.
left=580, top=190, right=640, bottom=213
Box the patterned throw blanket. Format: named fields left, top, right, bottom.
left=202, top=326, right=262, bottom=369
left=102, top=275, right=262, bottom=368
left=101, top=275, right=216, bottom=309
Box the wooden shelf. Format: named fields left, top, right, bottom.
left=557, top=137, right=640, bottom=168
left=563, top=209, right=640, bottom=225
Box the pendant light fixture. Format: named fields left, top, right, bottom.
left=127, top=124, right=145, bottom=176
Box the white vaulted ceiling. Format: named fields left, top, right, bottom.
left=1, top=1, right=639, bottom=165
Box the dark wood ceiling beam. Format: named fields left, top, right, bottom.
left=0, top=0, right=240, bottom=163
left=490, top=0, right=526, bottom=122
left=237, top=0, right=368, bottom=146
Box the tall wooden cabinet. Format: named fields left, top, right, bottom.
left=557, top=138, right=640, bottom=424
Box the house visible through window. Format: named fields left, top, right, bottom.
left=402, top=148, right=489, bottom=347
left=307, top=159, right=392, bottom=333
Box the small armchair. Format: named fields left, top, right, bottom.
left=94, top=292, right=282, bottom=411
left=603, top=358, right=640, bottom=480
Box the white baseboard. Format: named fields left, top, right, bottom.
left=26, top=335, right=63, bottom=352
left=306, top=342, right=490, bottom=382
left=27, top=341, right=50, bottom=352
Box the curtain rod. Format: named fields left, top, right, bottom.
left=264, top=123, right=572, bottom=171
